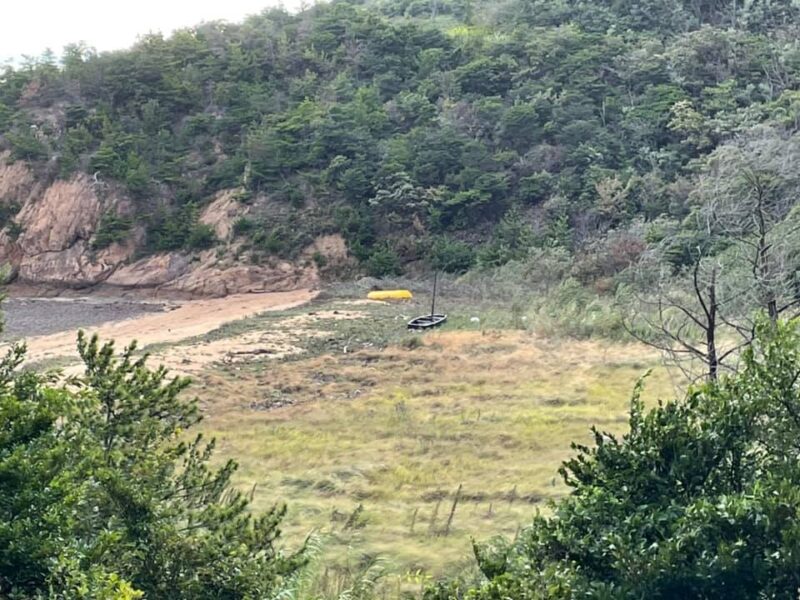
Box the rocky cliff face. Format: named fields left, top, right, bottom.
left=0, top=155, right=347, bottom=297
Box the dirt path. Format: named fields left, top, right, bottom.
left=17, top=290, right=318, bottom=365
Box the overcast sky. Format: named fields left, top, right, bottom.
left=1, top=0, right=307, bottom=63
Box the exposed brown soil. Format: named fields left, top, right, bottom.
left=12, top=290, right=318, bottom=365
left=153, top=308, right=366, bottom=374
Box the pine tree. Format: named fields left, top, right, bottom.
left=0, top=333, right=302, bottom=599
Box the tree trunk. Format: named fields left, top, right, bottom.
left=707, top=268, right=718, bottom=381
left=754, top=180, right=779, bottom=322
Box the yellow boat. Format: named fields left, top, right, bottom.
left=367, top=290, right=413, bottom=301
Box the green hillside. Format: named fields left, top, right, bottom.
left=3, top=0, right=800, bottom=280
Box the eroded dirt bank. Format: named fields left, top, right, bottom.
left=0, top=154, right=351, bottom=297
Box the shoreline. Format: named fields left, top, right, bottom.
left=1, top=289, right=319, bottom=364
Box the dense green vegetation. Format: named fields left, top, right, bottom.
left=4, top=0, right=800, bottom=278
left=9, top=311, right=800, bottom=598
left=428, top=321, right=800, bottom=598
left=0, top=334, right=300, bottom=598
left=7, top=0, right=800, bottom=596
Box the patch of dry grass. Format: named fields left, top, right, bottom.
left=195, top=325, right=675, bottom=585
left=11, top=288, right=677, bottom=590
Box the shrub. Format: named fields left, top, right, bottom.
left=312, top=251, right=328, bottom=268
left=247, top=218, right=316, bottom=260
left=429, top=237, right=476, bottom=274
left=0, top=334, right=302, bottom=598
left=476, top=206, right=536, bottom=269
left=124, top=152, right=150, bottom=198
left=6, top=129, right=48, bottom=161
left=253, top=228, right=288, bottom=256
left=92, top=214, right=132, bottom=250
left=572, top=227, right=647, bottom=284
left=366, top=244, right=401, bottom=277
left=0, top=202, right=20, bottom=233
left=517, top=171, right=554, bottom=205
left=147, top=206, right=219, bottom=253
left=205, top=155, right=246, bottom=192
left=430, top=321, right=800, bottom=599
left=334, top=206, right=376, bottom=262
left=232, top=216, right=257, bottom=237
left=5, top=221, right=22, bottom=241
left=186, top=223, right=217, bottom=250
left=89, top=141, right=125, bottom=178
left=146, top=211, right=190, bottom=252
left=0, top=102, right=10, bottom=131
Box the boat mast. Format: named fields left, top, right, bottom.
left=431, top=271, right=438, bottom=316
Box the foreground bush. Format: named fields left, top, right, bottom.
left=0, top=333, right=301, bottom=599
left=429, top=320, right=800, bottom=599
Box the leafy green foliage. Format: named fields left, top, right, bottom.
left=2, top=0, right=800, bottom=277
left=6, top=128, right=48, bottom=161
left=231, top=216, right=257, bottom=239
left=276, top=536, right=386, bottom=600
left=241, top=215, right=317, bottom=261
left=92, top=214, right=132, bottom=250
left=365, top=244, right=402, bottom=277
left=145, top=206, right=217, bottom=253
left=0, top=334, right=301, bottom=598
left=186, top=222, right=217, bottom=251
left=430, top=320, right=800, bottom=598
left=429, top=237, right=476, bottom=274
left=0, top=103, right=12, bottom=132
left=0, top=202, right=20, bottom=236
left=476, top=207, right=535, bottom=268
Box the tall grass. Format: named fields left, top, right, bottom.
left=275, top=535, right=386, bottom=600
left=325, top=259, right=626, bottom=339
left=199, top=318, right=672, bottom=588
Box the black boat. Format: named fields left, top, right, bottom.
left=408, top=272, right=448, bottom=330
left=408, top=313, right=448, bottom=330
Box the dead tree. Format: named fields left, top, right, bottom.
left=699, top=129, right=800, bottom=325
left=624, top=128, right=800, bottom=381
left=624, top=252, right=751, bottom=382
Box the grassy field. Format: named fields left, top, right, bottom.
left=184, top=289, right=678, bottom=594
